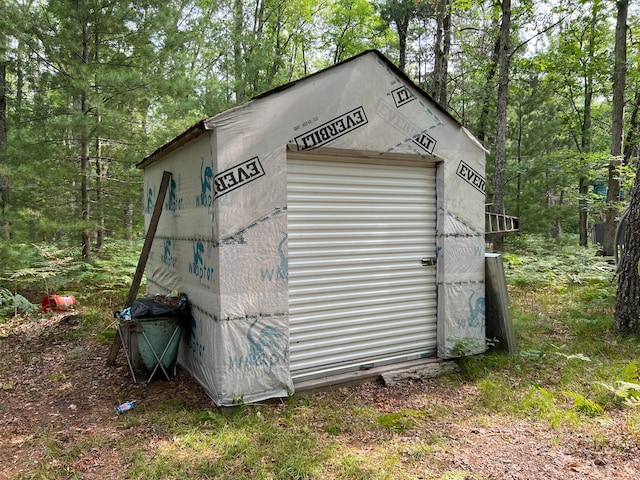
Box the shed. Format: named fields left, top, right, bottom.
left=137, top=50, right=487, bottom=406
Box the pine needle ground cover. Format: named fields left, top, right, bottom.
left=0, top=235, right=639, bottom=479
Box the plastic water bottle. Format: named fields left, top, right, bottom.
left=117, top=401, right=135, bottom=415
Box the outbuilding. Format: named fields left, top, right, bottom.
left=137, top=50, right=487, bottom=406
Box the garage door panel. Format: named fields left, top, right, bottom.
left=291, top=291, right=436, bottom=316
left=291, top=251, right=430, bottom=264
left=292, top=324, right=437, bottom=352
left=288, top=156, right=437, bottom=382
left=291, top=276, right=436, bottom=296
left=292, top=340, right=434, bottom=366
left=290, top=302, right=438, bottom=336
left=291, top=328, right=438, bottom=374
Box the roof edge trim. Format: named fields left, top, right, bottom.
left=136, top=119, right=212, bottom=169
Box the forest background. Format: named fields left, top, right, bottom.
left=4, top=3, right=640, bottom=478
left=0, top=0, right=639, bottom=294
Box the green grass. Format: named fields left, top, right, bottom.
left=451, top=235, right=639, bottom=429
left=3, top=235, right=640, bottom=479
left=125, top=403, right=334, bottom=479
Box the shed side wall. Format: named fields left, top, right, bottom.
left=142, top=131, right=230, bottom=403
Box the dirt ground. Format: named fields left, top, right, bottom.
left=1, top=312, right=639, bottom=479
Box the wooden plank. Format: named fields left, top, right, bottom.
left=381, top=360, right=459, bottom=387
left=124, top=170, right=173, bottom=308
left=106, top=171, right=173, bottom=366
left=294, top=358, right=448, bottom=393
left=485, top=253, right=517, bottom=354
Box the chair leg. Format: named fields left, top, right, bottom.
left=117, top=323, right=138, bottom=384
left=139, top=329, right=171, bottom=382
left=139, top=326, right=181, bottom=383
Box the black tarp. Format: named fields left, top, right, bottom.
left=129, top=297, right=191, bottom=325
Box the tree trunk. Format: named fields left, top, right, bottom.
left=397, top=17, right=409, bottom=72
left=380, top=1, right=416, bottom=73
left=578, top=178, right=589, bottom=246
left=80, top=23, right=91, bottom=261
left=81, top=91, right=91, bottom=261
left=615, top=174, right=640, bottom=335
left=603, top=0, right=628, bottom=256
left=433, top=0, right=444, bottom=100
left=441, top=0, right=451, bottom=105
left=94, top=27, right=104, bottom=253
left=475, top=16, right=500, bottom=146
left=233, top=0, right=245, bottom=102
left=96, top=134, right=105, bottom=252
left=124, top=201, right=133, bottom=242
left=579, top=4, right=597, bottom=247
left=491, top=0, right=511, bottom=252
left=432, top=0, right=451, bottom=107
left=0, top=60, right=8, bottom=240
left=516, top=101, right=522, bottom=221
left=16, top=47, right=22, bottom=117
left=553, top=190, right=564, bottom=238
left=623, top=89, right=640, bottom=166
left=0, top=61, right=6, bottom=150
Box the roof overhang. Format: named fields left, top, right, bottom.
left=136, top=119, right=213, bottom=169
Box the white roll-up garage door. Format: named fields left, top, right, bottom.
left=287, top=155, right=438, bottom=382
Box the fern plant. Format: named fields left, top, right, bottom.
left=0, top=287, right=37, bottom=318
left=3, top=244, right=79, bottom=294
left=600, top=381, right=640, bottom=407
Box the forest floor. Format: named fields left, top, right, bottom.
left=1, top=311, right=639, bottom=479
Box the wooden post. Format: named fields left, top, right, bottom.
left=106, top=171, right=172, bottom=366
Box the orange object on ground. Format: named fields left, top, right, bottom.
left=42, top=294, right=76, bottom=313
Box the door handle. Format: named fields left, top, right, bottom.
left=421, top=257, right=436, bottom=267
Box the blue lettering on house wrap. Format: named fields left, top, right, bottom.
left=260, top=233, right=288, bottom=282
left=229, top=317, right=289, bottom=371
left=246, top=318, right=288, bottom=368
left=189, top=317, right=205, bottom=358
left=456, top=290, right=486, bottom=329
left=145, top=187, right=154, bottom=214
left=188, top=241, right=215, bottom=287
left=165, top=177, right=183, bottom=212
left=196, top=158, right=214, bottom=207
left=468, top=290, right=485, bottom=328
left=228, top=356, right=243, bottom=369
left=160, top=239, right=177, bottom=269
